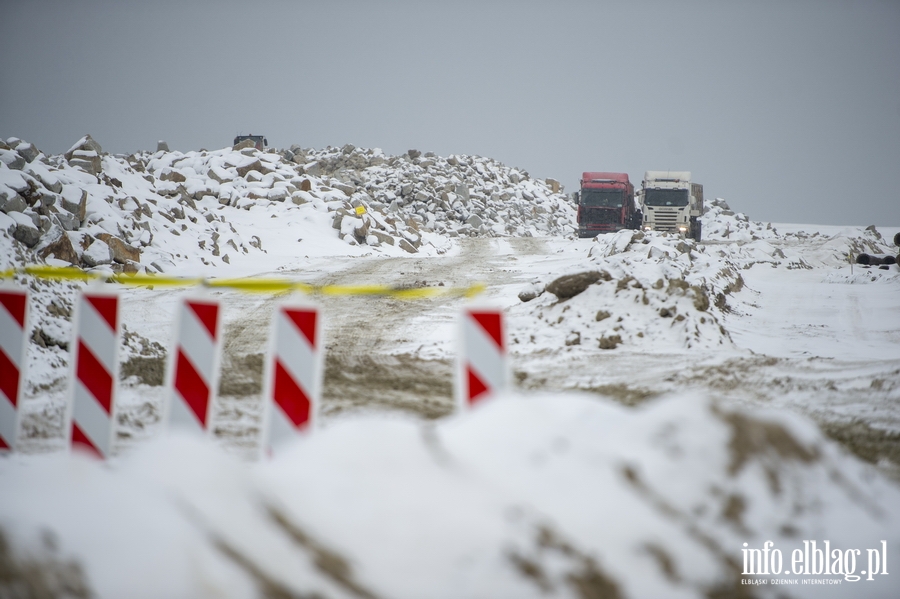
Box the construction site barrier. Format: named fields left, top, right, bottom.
left=168, top=297, right=223, bottom=434
left=69, top=290, right=120, bottom=458
left=262, top=304, right=322, bottom=455
left=458, top=308, right=508, bottom=408
left=0, top=273, right=502, bottom=458
left=0, top=288, right=29, bottom=452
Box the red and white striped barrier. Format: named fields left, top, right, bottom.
left=168, top=297, right=222, bottom=433
left=0, top=288, right=29, bottom=452
left=458, top=307, right=507, bottom=408
left=69, top=290, right=120, bottom=458
left=262, top=304, right=322, bottom=453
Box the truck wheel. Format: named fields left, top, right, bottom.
left=692, top=221, right=702, bottom=242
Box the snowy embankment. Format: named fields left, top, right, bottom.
left=3, top=134, right=900, bottom=598
left=508, top=197, right=898, bottom=355
left=3, top=394, right=899, bottom=599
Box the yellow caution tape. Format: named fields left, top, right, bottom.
left=23, top=265, right=97, bottom=282
left=111, top=273, right=204, bottom=288
left=1, top=265, right=485, bottom=299
left=204, top=278, right=305, bottom=294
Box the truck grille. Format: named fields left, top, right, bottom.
left=584, top=209, right=620, bottom=224
left=652, top=209, right=679, bottom=232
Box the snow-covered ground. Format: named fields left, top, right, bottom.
left=2, top=135, right=899, bottom=598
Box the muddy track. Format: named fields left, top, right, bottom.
left=209, top=238, right=548, bottom=424
left=314, top=238, right=545, bottom=419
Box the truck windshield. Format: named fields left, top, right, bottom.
left=581, top=189, right=624, bottom=208
left=644, top=189, right=688, bottom=207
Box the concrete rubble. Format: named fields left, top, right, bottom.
left=0, top=135, right=577, bottom=273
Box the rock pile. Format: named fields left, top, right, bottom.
left=699, top=197, right=778, bottom=242
left=1, top=135, right=577, bottom=275
left=1, top=136, right=145, bottom=273
left=288, top=144, right=575, bottom=243
left=702, top=198, right=894, bottom=271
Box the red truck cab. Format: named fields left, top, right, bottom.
left=576, top=172, right=639, bottom=238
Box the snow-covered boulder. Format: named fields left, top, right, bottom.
left=64, top=134, right=103, bottom=175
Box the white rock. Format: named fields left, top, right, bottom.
left=83, top=239, right=114, bottom=266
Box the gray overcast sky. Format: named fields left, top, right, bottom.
left=2, top=0, right=898, bottom=226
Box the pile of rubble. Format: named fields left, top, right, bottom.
left=0, top=135, right=576, bottom=277
left=701, top=197, right=895, bottom=272
left=0, top=134, right=255, bottom=274
left=699, top=196, right=777, bottom=242
left=287, top=144, right=574, bottom=242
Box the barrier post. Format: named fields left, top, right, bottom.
left=167, top=296, right=223, bottom=433
left=458, top=307, right=508, bottom=409
left=69, top=289, right=121, bottom=458
left=261, top=303, right=322, bottom=454
left=0, top=287, right=29, bottom=452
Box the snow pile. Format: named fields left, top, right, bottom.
left=700, top=197, right=779, bottom=243
left=2, top=392, right=898, bottom=598
left=721, top=226, right=896, bottom=273
left=511, top=230, right=744, bottom=352
left=701, top=198, right=897, bottom=272
left=509, top=216, right=899, bottom=354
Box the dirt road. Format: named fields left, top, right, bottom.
left=210, top=238, right=546, bottom=436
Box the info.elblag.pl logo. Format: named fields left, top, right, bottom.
left=742, top=540, right=889, bottom=583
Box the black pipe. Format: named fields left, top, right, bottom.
left=856, top=253, right=897, bottom=266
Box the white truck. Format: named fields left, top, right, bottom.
left=638, top=171, right=703, bottom=241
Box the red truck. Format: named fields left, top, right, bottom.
left=576, top=172, right=640, bottom=238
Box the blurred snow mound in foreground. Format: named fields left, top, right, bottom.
left=2, top=392, right=898, bottom=599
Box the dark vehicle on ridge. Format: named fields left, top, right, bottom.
left=233, top=134, right=267, bottom=150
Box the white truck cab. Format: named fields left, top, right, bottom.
left=638, top=171, right=703, bottom=241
